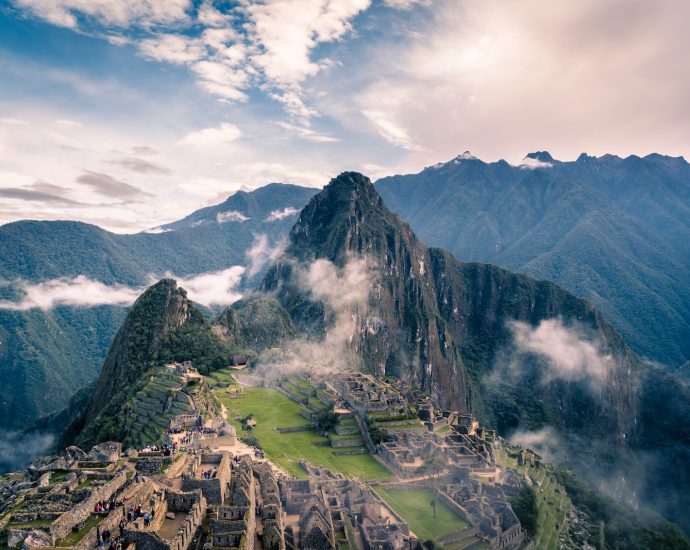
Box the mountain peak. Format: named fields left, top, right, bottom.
left=323, top=171, right=377, bottom=195
left=526, top=151, right=554, bottom=162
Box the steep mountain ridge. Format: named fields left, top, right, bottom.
left=55, top=171, right=690, bottom=532
left=260, top=172, right=638, bottom=451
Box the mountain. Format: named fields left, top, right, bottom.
left=0, top=183, right=318, bottom=284
left=261, top=172, right=637, bottom=448
left=54, top=171, right=690, bottom=533
left=376, top=152, right=690, bottom=367
left=0, top=184, right=318, bottom=433
left=257, top=172, right=690, bottom=532
left=60, top=279, right=239, bottom=448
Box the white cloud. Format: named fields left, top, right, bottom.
left=0, top=276, right=142, bottom=310
left=0, top=117, right=29, bottom=125
left=13, top=0, right=192, bottom=29
left=516, top=157, right=553, bottom=169
left=265, top=206, right=299, bottom=222
left=383, top=0, right=430, bottom=7
left=276, top=121, right=338, bottom=142
left=351, top=0, right=690, bottom=163
left=177, top=122, right=242, bottom=147
left=245, top=234, right=285, bottom=277
left=197, top=0, right=234, bottom=28
left=174, top=266, right=245, bottom=306
left=509, top=318, right=612, bottom=389
left=363, top=109, right=427, bottom=152
left=138, top=34, right=206, bottom=64
left=302, top=257, right=370, bottom=311
left=246, top=0, right=371, bottom=87
left=216, top=210, right=249, bottom=223
left=55, top=118, right=81, bottom=126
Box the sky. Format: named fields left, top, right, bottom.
left=0, top=0, right=688, bottom=232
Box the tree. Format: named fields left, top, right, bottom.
left=510, top=483, right=538, bottom=537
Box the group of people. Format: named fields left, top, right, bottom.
left=94, top=499, right=119, bottom=513
left=126, top=502, right=155, bottom=524
left=141, top=443, right=175, bottom=456
left=199, top=468, right=217, bottom=479
left=95, top=528, right=122, bottom=550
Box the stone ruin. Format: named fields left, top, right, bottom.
left=207, top=455, right=255, bottom=550
left=122, top=486, right=206, bottom=550
left=181, top=451, right=232, bottom=505
left=331, top=373, right=407, bottom=415
left=0, top=442, right=127, bottom=550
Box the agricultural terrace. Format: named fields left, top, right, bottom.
left=495, top=445, right=571, bottom=550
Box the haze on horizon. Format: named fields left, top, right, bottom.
left=0, top=0, right=688, bottom=232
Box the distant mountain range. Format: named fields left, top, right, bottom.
left=377, top=151, right=690, bottom=368
left=2, top=151, right=690, bottom=434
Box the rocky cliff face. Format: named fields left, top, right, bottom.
left=260, top=172, right=638, bottom=452
left=216, top=295, right=298, bottom=351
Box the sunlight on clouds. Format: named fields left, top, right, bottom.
left=13, top=0, right=192, bottom=29
left=177, top=122, right=242, bottom=147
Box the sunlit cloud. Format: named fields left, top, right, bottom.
left=265, top=206, right=298, bottom=222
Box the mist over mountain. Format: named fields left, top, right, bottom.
left=57, top=171, right=690, bottom=535
left=260, top=173, right=639, bottom=450
left=377, top=151, right=690, bottom=367
left=4, top=150, right=690, bottom=441
left=0, top=184, right=317, bottom=432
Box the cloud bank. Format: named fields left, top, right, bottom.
left=509, top=319, right=611, bottom=390
left=0, top=267, right=248, bottom=311
left=265, top=206, right=298, bottom=222
left=216, top=210, right=249, bottom=223
left=0, top=276, right=143, bottom=310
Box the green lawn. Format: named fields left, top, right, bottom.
left=217, top=387, right=392, bottom=480
left=374, top=487, right=470, bottom=540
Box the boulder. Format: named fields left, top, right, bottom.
left=125, top=448, right=139, bottom=458
left=66, top=446, right=87, bottom=461
left=37, top=456, right=72, bottom=474
left=87, top=442, right=122, bottom=463
left=64, top=472, right=78, bottom=483
left=7, top=529, right=30, bottom=548
left=21, top=529, right=53, bottom=549
left=36, top=473, right=51, bottom=487
left=166, top=512, right=176, bottom=520
left=27, top=455, right=59, bottom=477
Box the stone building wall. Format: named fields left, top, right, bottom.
left=330, top=438, right=363, bottom=448
left=50, top=471, right=127, bottom=541
left=181, top=452, right=230, bottom=504
left=72, top=507, right=125, bottom=550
